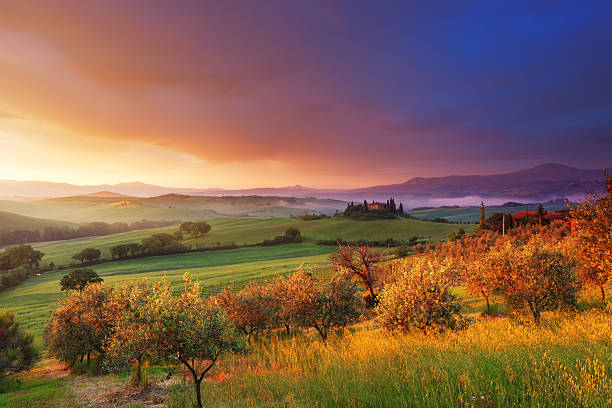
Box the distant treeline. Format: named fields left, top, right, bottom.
left=0, top=220, right=180, bottom=246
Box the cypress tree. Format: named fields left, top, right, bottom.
left=479, top=202, right=486, bottom=226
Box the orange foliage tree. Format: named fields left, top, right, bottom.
left=569, top=173, right=612, bottom=303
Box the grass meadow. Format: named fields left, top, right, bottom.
left=30, top=216, right=470, bottom=267
left=190, top=309, right=611, bottom=408
left=0, top=244, right=336, bottom=340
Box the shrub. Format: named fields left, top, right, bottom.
left=377, top=257, right=464, bottom=333
left=0, top=311, right=39, bottom=376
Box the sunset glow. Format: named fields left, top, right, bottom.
left=1, top=1, right=611, bottom=188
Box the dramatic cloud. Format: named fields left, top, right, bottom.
left=0, top=0, right=611, bottom=187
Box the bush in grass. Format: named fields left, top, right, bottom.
left=377, top=257, right=465, bottom=333
left=0, top=311, right=39, bottom=377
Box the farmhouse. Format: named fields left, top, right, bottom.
left=512, top=210, right=572, bottom=228
left=367, top=201, right=388, bottom=210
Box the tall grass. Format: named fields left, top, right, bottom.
left=175, top=310, right=611, bottom=407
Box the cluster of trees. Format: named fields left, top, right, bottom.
left=175, top=221, right=212, bottom=239
left=0, top=220, right=179, bottom=246
left=0, top=244, right=45, bottom=292
left=214, top=268, right=363, bottom=342
left=258, top=227, right=302, bottom=246
left=342, top=198, right=404, bottom=220
left=110, top=233, right=188, bottom=261
left=45, top=275, right=242, bottom=408
left=72, top=248, right=101, bottom=265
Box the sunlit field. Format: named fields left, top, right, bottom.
left=193, top=310, right=610, bottom=408
left=0, top=243, right=336, bottom=340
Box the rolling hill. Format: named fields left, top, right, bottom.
left=0, top=210, right=76, bottom=231
left=0, top=194, right=345, bottom=224
left=1, top=164, right=608, bottom=207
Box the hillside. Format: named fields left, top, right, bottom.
left=0, top=195, right=345, bottom=224
left=0, top=210, right=76, bottom=231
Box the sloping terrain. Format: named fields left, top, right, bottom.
left=0, top=210, right=76, bottom=231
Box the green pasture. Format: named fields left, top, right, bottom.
left=0, top=243, right=335, bottom=340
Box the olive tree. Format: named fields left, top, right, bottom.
left=377, top=257, right=464, bottom=333
left=283, top=268, right=364, bottom=340
left=149, top=274, right=243, bottom=408
left=486, top=238, right=579, bottom=323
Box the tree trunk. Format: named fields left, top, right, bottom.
left=600, top=284, right=606, bottom=304
left=194, top=377, right=203, bottom=408
left=481, top=291, right=490, bottom=314
left=284, top=322, right=290, bottom=334
left=367, top=284, right=377, bottom=305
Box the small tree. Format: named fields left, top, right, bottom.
left=377, top=257, right=463, bottom=333
left=72, top=248, right=101, bottom=265
left=60, top=269, right=103, bottom=291
left=0, top=311, right=39, bottom=376
left=45, top=283, right=114, bottom=366
left=331, top=244, right=382, bottom=305
left=150, top=275, right=243, bottom=408
left=282, top=269, right=363, bottom=340
left=213, top=282, right=278, bottom=342
left=568, top=176, right=611, bottom=304
left=190, top=222, right=212, bottom=237
left=104, top=280, right=158, bottom=387
left=284, top=227, right=302, bottom=243
left=270, top=275, right=292, bottom=333
left=479, top=202, right=486, bottom=227
left=486, top=238, right=578, bottom=323
left=0, top=244, right=44, bottom=270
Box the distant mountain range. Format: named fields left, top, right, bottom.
left=1, top=164, right=609, bottom=207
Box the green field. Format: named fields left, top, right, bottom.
left=190, top=216, right=473, bottom=246
left=2, top=215, right=470, bottom=341
left=0, top=243, right=335, bottom=339
left=30, top=216, right=471, bottom=267
left=31, top=225, right=180, bottom=266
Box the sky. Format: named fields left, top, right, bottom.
left=1, top=0, right=611, bottom=189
